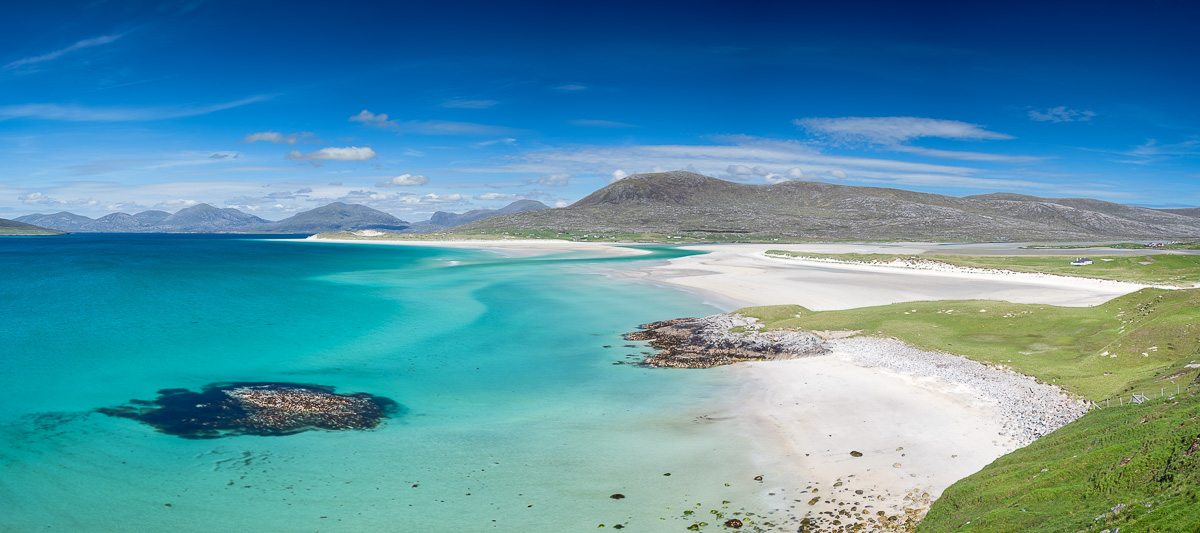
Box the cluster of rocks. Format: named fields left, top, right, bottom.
left=99, top=382, right=399, bottom=439
left=222, top=384, right=390, bottom=432
left=625, top=314, right=829, bottom=368
left=833, top=337, right=1090, bottom=446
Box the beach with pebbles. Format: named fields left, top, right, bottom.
left=613, top=242, right=1127, bottom=528
left=623, top=310, right=1090, bottom=528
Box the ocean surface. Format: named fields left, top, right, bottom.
left=0, top=235, right=774, bottom=532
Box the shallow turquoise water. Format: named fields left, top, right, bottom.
left=0, top=235, right=770, bottom=531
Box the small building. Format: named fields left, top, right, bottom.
left=1070, top=257, right=1093, bottom=266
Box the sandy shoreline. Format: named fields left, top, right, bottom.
left=628, top=243, right=1148, bottom=310
left=300, top=238, right=1133, bottom=525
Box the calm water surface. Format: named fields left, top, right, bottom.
left=0, top=235, right=775, bottom=531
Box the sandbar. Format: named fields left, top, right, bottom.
left=628, top=243, right=1148, bottom=310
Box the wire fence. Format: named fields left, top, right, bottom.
left=1089, top=382, right=1187, bottom=409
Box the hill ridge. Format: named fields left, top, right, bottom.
left=457, top=171, right=1200, bottom=242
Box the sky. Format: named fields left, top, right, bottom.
left=2, top=0, right=1199, bottom=221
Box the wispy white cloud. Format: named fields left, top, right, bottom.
left=4, top=33, right=125, bottom=71
left=0, top=95, right=272, bottom=122
left=570, top=119, right=638, bottom=128
left=474, top=192, right=518, bottom=201
left=349, top=109, right=398, bottom=129
left=796, top=116, right=1013, bottom=144
left=350, top=109, right=517, bottom=136
left=609, top=169, right=628, bottom=183
left=401, top=120, right=517, bottom=136
left=889, top=145, right=1046, bottom=163
left=1029, top=106, right=1097, bottom=123
left=471, top=136, right=1057, bottom=193
left=17, top=192, right=98, bottom=207
left=538, top=173, right=572, bottom=186
left=242, top=131, right=312, bottom=145
left=441, top=99, right=499, bottom=109
left=1109, top=139, right=1200, bottom=165
left=375, top=174, right=430, bottom=187
left=554, top=84, right=587, bottom=91
left=285, top=146, right=377, bottom=163
left=155, top=198, right=199, bottom=209
left=329, top=190, right=468, bottom=210
left=473, top=138, right=517, bottom=148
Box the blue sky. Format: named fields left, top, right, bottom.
left=2, top=0, right=1199, bottom=220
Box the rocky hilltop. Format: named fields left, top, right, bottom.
left=457, top=171, right=1200, bottom=242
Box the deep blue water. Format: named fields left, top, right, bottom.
left=0, top=235, right=765, bottom=531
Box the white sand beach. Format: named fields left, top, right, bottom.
left=630, top=243, right=1148, bottom=310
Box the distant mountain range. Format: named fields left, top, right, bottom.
left=14, top=199, right=546, bottom=235
left=403, top=200, right=548, bottom=233
left=456, top=171, right=1200, bottom=242
left=16, top=202, right=406, bottom=234
left=0, top=218, right=66, bottom=236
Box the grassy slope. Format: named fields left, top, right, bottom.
left=740, top=288, right=1200, bottom=400
left=919, top=390, right=1200, bottom=533
left=0, top=218, right=65, bottom=235
left=765, top=250, right=1200, bottom=286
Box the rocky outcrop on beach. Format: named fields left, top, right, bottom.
left=628, top=314, right=1088, bottom=444
left=832, top=337, right=1090, bottom=447
left=625, top=314, right=830, bottom=368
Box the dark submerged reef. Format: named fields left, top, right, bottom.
left=98, top=382, right=399, bottom=439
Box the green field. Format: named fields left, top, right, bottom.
left=738, top=288, right=1200, bottom=401
left=765, top=250, right=1200, bottom=286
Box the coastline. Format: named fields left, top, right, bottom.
left=626, top=243, right=1148, bottom=310
left=717, top=337, right=1086, bottom=526
left=293, top=237, right=1131, bottom=527
left=606, top=242, right=1125, bottom=526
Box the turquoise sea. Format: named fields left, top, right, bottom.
left=0, top=235, right=777, bottom=532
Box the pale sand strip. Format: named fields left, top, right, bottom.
left=631, top=243, right=1148, bottom=310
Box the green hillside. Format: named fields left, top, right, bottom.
left=0, top=218, right=66, bottom=235
left=917, top=389, right=1200, bottom=533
